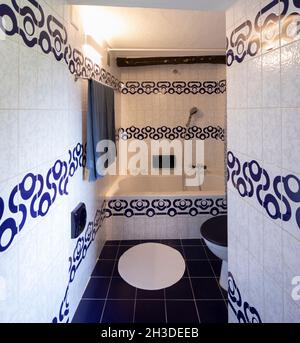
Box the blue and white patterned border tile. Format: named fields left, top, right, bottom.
left=0, top=143, right=86, bottom=253
left=120, top=80, right=226, bottom=95
left=228, top=272, right=262, bottom=323
left=227, top=151, right=300, bottom=230
left=0, top=1, right=121, bottom=89
left=105, top=197, right=227, bottom=218
left=52, top=202, right=106, bottom=323
left=118, top=126, right=225, bottom=141
left=226, top=0, right=300, bottom=67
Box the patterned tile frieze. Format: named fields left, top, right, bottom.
left=228, top=272, right=262, bottom=323
left=120, top=80, right=226, bottom=95
left=53, top=203, right=106, bottom=323
left=105, top=197, right=227, bottom=218
left=227, top=151, right=300, bottom=230
left=0, top=1, right=121, bottom=89
left=0, top=143, right=86, bottom=253
left=227, top=0, right=300, bottom=66
left=118, top=126, right=225, bottom=141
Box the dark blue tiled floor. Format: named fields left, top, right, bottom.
left=73, top=239, right=228, bottom=323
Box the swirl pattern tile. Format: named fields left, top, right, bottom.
left=0, top=143, right=86, bottom=253
left=118, top=126, right=225, bottom=141
left=106, top=197, right=227, bottom=218
left=120, top=80, right=226, bottom=95
left=227, top=151, right=300, bottom=230
left=0, top=0, right=121, bottom=89
left=228, top=272, right=262, bottom=323
left=226, top=0, right=300, bottom=66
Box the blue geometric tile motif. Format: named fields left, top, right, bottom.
left=106, top=198, right=227, bottom=218
left=0, top=1, right=120, bottom=89
left=0, top=143, right=86, bottom=253
left=228, top=272, right=262, bottom=323
left=120, top=80, right=226, bottom=95
left=227, top=0, right=300, bottom=66
left=118, top=126, right=225, bottom=141
left=227, top=151, right=300, bottom=229
left=52, top=203, right=106, bottom=323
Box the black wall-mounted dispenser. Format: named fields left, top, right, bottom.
left=71, top=203, right=87, bottom=239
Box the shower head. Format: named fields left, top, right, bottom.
left=190, top=107, right=199, bottom=116
left=186, top=107, right=199, bottom=127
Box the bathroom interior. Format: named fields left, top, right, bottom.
left=0, top=0, right=300, bottom=324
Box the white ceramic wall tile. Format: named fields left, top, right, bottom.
left=248, top=256, right=264, bottom=317
left=0, top=110, right=18, bottom=182
left=263, top=217, right=283, bottom=287
left=282, top=107, right=300, bottom=174
left=19, top=46, right=39, bottom=109
left=262, top=108, right=282, bottom=167
left=248, top=204, right=264, bottom=264
left=0, top=39, right=19, bottom=109
left=262, top=48, right=281, bottom=108
left=263, top=272, right=284, bottom=323
left=247, top=109, right=263, bottom=160
left=281, top=37, right=300, bottom=108
left=247, top=56, right=262, bottom=108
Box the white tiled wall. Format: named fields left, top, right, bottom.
left=119, top=64, right=226, bottom=173
left=227, top=0, right=300, bottom=323
left=0, top=1, right=120, bottom=322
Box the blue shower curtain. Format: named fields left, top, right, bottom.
left=86, top=79, right=116, bottom=182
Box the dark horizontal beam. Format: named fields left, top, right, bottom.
left=117, top=55, right=226, bottom=67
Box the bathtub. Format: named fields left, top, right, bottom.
left=103, top=172, right=226, bottom=241
left=106, top=172, right=225, bottom=197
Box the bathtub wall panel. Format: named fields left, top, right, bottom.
left=227, top=0, right=300, bottom=323
left=0, top=1, right=120, bottom=322
left=104, top=195, right=227, bottom=240
left=118, top=64, right=227, bottom=175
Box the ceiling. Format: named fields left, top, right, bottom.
left=77, top=5, right=226, bottom=57
left=70, top=0, right=236, bottom=11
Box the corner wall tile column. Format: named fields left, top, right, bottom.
left=227, top=0, right=300, bottom=323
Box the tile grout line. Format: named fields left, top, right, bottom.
left=180, top=239, right=201, bottom=324
left=203, top=247, right=228, bottom=307
left=99, top=241, right=122, bottom=323
left=133, top=288, right=137, bottom=324
left=164, top=288, right=168, bottom=324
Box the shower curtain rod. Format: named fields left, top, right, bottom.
left=74, top=74, right=117, bottom=90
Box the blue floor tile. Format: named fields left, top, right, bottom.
left=107, top=277, right=136, bottom=299
left=120, top=240, right=141, bottom=245
left=191, top=278, right=223, bottom=299
left=196, top=300, right=228, bottom=323
left=183, top=246, right=208, bottom=260
left=166, top=301, right=199, bottom=323
left=92, top=260, right=115, bottom=277
left=99, top=246, right=119, bottom=259
left=105, top=240, right=120, bottom=246
left=135, top=300, right=166, bottom=323
left=181, top=239, right=205, bottom=246
left=72, top=300, right=104, bottom=323
left=136, top=288, right=165, bottom=300
left=82, top=277, right=110, bottom=299
left=165, top=278, right=194, bottom=300
left=186, top=260, right=214, bottom=277
left=116, top=245, right=132, bottom=258
left=210, top=260, right=222, bottom=276
left=101, top=300, right=134, bottom=323
left=204, top=247, right=221, bottom=260
left=160, top=239, right=182, bottom=247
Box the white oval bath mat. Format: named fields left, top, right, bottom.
left=118, top=243, right=186, bottom=290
